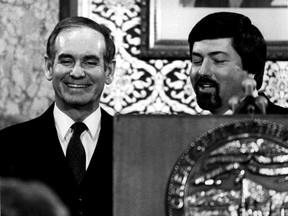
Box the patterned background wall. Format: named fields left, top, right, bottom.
left=0, top=0, right=288, bottom=129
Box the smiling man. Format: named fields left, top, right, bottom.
left=45, top=25, right=114, bottom=121
left=0, top=17, right=116, bottom=216
left=188, top=12, right=288, bottom=115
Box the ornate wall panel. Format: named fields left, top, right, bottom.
left=0, top=0, right=287, bottom=129
left=262, top=61, right=288, bottom=107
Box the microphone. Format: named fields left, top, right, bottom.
left=229, top=77, right=268, bottom=114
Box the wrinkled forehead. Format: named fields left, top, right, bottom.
left=55, top=27, right=106, bottom=56
left=192, top=38, right=237, bottom=55
left=57, top=27, right=105, bottom=45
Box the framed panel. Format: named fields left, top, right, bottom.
left=59, top=0, right=78, bottom=20
left=140, top=0, right=288, bottom=60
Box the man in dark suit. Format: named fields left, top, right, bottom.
left=0, top=16, right=115, bottom=216
left=188, top=12, right=288, bottom=115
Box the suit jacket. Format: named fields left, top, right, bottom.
left=0, top=103, right=113, bottom=216
left=258, top=92, right=288, bottom=114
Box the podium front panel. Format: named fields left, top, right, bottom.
left=113, top=115, right=288, bottom=216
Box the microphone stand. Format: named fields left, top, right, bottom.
left=229, top=78, right=268, bottom=116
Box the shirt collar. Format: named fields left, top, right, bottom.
left=83, top=107, right=101, bottom=140
left=53, top=104, right=101, bottom=141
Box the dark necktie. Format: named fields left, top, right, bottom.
left=66, top=122, right=87, bottom=184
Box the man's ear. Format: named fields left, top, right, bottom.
left=105, top=60, right=116, bottom=85
left=44, top=56, right=53, bottom=81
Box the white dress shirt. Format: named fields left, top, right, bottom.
left=53, top=104, right=101, bottom=170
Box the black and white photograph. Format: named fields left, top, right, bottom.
left=1, top=1, right=288, bottom=216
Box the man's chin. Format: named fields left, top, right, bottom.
left=63, top=98, right=92, bottom=109
left=197, top=101, right=215, bottom=111
left=196, top=96, right=221, bottom=112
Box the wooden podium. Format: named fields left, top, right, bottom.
left=113, top=115, right=288, bottom=216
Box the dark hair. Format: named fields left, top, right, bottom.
left=188, top=12, right=267, bottom=89
left=1, top=178, right=69, bottom=216
left=46, top=16, right=115, bottom=66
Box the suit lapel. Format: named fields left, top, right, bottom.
left=35, top=104, right=76, bottom=184
left=85, top=108, right=113, bottom=174
left=37, top=103, right=66, bottom=159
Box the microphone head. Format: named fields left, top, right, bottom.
left=228, top=95, right=240, bottom=113
left=241, top=77, right=256, bottom=96
left=255, top=96, right=268, bottom=114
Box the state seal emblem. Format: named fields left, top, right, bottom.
left=167, top=119, right=288, bottom=216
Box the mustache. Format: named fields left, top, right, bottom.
left=195, top=75, right=218, bottom=87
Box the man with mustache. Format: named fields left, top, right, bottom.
left=0, top=17, right=115, bottom=216
left=188, top=12, right=288, bottom=114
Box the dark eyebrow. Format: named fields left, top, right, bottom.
left=192, top=51, right=229, bottom=58
left=191, top=52, right=202, bottom=56
left=209, top=51, right=229, bottom=57
left=83, top=55, right=101, bottom=61
left=58, top=53, right=73, bottom=59
left=191, top=52, right=203, bottom=60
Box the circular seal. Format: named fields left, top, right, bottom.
left=166, top=118, right=288, bottom=216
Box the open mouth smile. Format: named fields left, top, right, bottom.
left=67, top=84, right=88, bottom=88
left=197, top=82, right=217, bottom=94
